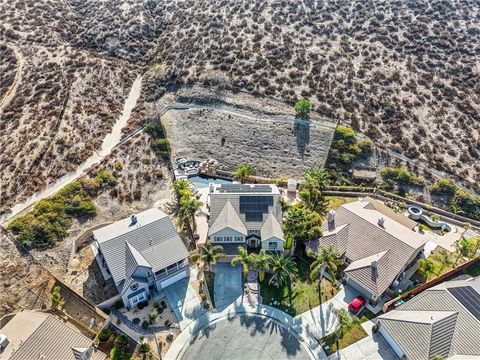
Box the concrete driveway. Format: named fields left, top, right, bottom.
left=163, top=268, right=206, bottom=330
left=214, top=262, right=242, bottom=308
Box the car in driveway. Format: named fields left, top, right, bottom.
left=348, top=296, right=366, bottom=314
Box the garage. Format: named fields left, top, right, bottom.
left=379, top=324, right=405, bottom=358
left=159, top=270, right=188, bottom=289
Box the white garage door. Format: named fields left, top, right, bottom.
left=160, top=270, right=188, bottom=289
left=379, top=325, right=405, bottom=358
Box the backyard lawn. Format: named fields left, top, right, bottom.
left=260, top=253, right=340, bottom=316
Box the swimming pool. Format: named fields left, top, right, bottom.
left=188, top=175, right=233, bottom=188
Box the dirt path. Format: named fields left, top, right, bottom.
left=1, top=75, right=143, bottom=224
left=0, top=44, right=24, bottom=116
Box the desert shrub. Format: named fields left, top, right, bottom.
left=380, top=166, right=424, bottom=186
left=141, top=320, right=149, bottom=329
left=429, top=178, right=457, bottom=195
left=132, top=318, right=141, bottom=325
left=97, top=328, right=113, bottom=342
left=326, top=125, right=372, bottom=168
left=95, top=170, right=117, bottom=186
left=8, top=180, right=97, bottom=249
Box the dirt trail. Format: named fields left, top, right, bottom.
left=1, top=75, right=143, bottom=224
left=0, top=44, right=24, bottom=116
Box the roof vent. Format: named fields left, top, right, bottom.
left=327, top=210, right=336, bottom=222
left=378, top=216, right=385, bottom=227
left=371, top=260, right=378, bottom=268
left=130, top=215, right=137, bottom=226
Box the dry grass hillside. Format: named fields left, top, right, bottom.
left=1, top=0, right=479, bottom=214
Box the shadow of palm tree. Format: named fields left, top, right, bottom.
left=293, top=119, right=310, bottom=160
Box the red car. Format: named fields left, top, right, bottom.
left=348, top=296, right=367, bottom=314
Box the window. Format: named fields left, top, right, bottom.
left=234, top=236, right=244, bottom=242
left=167, top=263, right=178, bottom=271
left=130, top=291, right=146, bottom=307
left=268, top=242, right=278, bottom=250
left=155, top=268, right=166, bottom=276
left=130, top=283, right=138, bottom=291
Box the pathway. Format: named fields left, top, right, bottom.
left=0, top=44, right=24, bottom=115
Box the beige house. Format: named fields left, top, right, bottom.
left=306, top=198, right=427, bottom=304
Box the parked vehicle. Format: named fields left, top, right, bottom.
left=348, top=296, right=367, bottom=314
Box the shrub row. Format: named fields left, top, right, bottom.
left=380, top=166, right=425, bottom=187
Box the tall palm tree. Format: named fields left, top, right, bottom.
left=299, top=168, right=329, bottom=216
left=232, top=163, right=254, bottom=184
left=418, top=258, right=439, bottom=282
left=190, top=243, right=225, bottom=272
left=178, top=196, right=201, bottom=235
left=231, top=246, right=253, bottom=274
left=172, top=179, right=191, bottom=198
left=252, top=249, right=272, bottom=282
left=333, top=308, right=359, bottom=350
left=307, top=245, right=343, bottom=304
left=454, top=239, right=473, bottom=264
left=269, top=254, right=298, bottom=306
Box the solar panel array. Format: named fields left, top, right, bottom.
left=239, top=195, right=273, bottom=222
left=448, top=286, right=480, bottom=320
left=218, top=184, right=272, bottom=193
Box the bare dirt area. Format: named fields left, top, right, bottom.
left=160, top=87, right=336, bottom=177
left=0, top=44, right=17, bottom=101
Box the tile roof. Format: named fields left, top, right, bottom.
left=0, top=311, right=106, bottom=360
left=307, top=200, right=427, bottom=297
left=378, top=276, right=480, bottom=359
left=208, top=200, right=247, bottom=236
left=362, top=196, right=417, bottom=229
left=93, top=208, right=188, bottom=290
left=260, top=212, right=284, bottom=241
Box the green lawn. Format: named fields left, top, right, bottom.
left=260, top=255, right=340, bottom=316
left=321, top=308, right=374, bottom=355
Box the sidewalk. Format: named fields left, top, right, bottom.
left=165, top=296, right=328, bottom=360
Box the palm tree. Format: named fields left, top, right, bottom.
left=418, top=258, right=438, bottom=282
left=172, top=179, right=191, bottom=198
left=435, top=249, right=454, bottom=273
left=232, top=163, right=254, bottom=183
left=269, top=254, right=298, bottom=306
left=307, top=245, right=343, bottom=304
left=231, top=246, right=253, bottom=274
left=190, top=243, right=225, bottom=272
left=454, top=239, right=473, bottom=264
left=333, top=308, right=359, bottom=350
left=178, top=196, right=201, bottom=236
left=299, top=168, right=329, bottom=216
left=252, top=249, right=272, bottom=282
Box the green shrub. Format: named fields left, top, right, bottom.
left=148, top=308, right=158, bottom=324
left=65, top=195, right=96, bottom=216
left=141, top=320, right=149, bottom=329
left=115, top=161, right=124, bottom=171
left=380, top=167, right=424, bottom=186
left=429, top=178, right=457, bottom=195
left=114, top=335, right=128, bottom=349
left=450, top=189, right=480, bottom=220
left=138, top=343, right=151, bottom=354
left=95, top=170, right=117, bottom=186
left=97, top=328, right=113, bottom=342
left=294, top=98, right=312, bottom=118
left=327, top=126, right=372, bottom=167
left=144, top=123, right=165, bottom=138
left=132, top=318, right=141, bottom=325
left=137, top=301, right=148, bottom=310
left=110, top=347, right=128, bottom=360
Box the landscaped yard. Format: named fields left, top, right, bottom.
left=320, top=308, right=375, bottom=355
left=325, top=196, right=355, bottom=211
left=260, top=253, right=340, bottom=316
left=411, top=247, right=464, bottom=284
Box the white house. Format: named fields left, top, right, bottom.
left=207, top=183, right=285, bottom=255
left=93, top=208, right=189, bottom=309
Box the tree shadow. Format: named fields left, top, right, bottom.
left=293, top=119, right=310, bottom=160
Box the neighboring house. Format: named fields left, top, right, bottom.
left=0, top=310, right=106, bottom=360
left=207, top=183, right=284, bottom=255
left=93, top=208, right=189, bottom=309
left=377, top=276, right=480, bottom=360
left=305, top=199, right=427, bottom=303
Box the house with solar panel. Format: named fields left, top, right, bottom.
left=92, top=208, right=189, bottom=309
left=207, top=183, right=285, bottom=255
left=377, top=276, right=480, bottom=360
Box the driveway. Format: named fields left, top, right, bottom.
left=163, top=267, right=206, bottom=330
left=214, top=262, right=242, bottom=308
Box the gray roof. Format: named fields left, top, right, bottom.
left=93, top=208, right=188, bottom=290
left=0, top=311, right=106, bottom=360
left=378, top=277, right=480, bottom=360
left=306, top=200, right=427, bottom=297
left=208, top=200, right=247, bottom=236
left=209, top=184, right=282, bottom=231
left=260, top=212, right=284, bottom=241
left=362, top=196, right=417, bottom=229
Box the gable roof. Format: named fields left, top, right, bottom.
left=378, top=277, right=480, bottom=360
left=362, top=196, right=417, bottom=229
left=208, top=200, right=247, bottom=236
left=261, top=212, right=284, bottom=241
left=93, top=208, right=188, bottom=289
left=209, top=183, right=282, bottom=231
left=0, top=311, right=106, bottom=360
left=307, top=199, right=427, bottom=297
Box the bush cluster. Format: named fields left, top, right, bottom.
left=145, top=123, right=170, bottom=160
left=327, top=125, right=373, bottom=168
left=8, top=170, right=116, bottom=249
left=380, top=166, right=424, bottom=187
